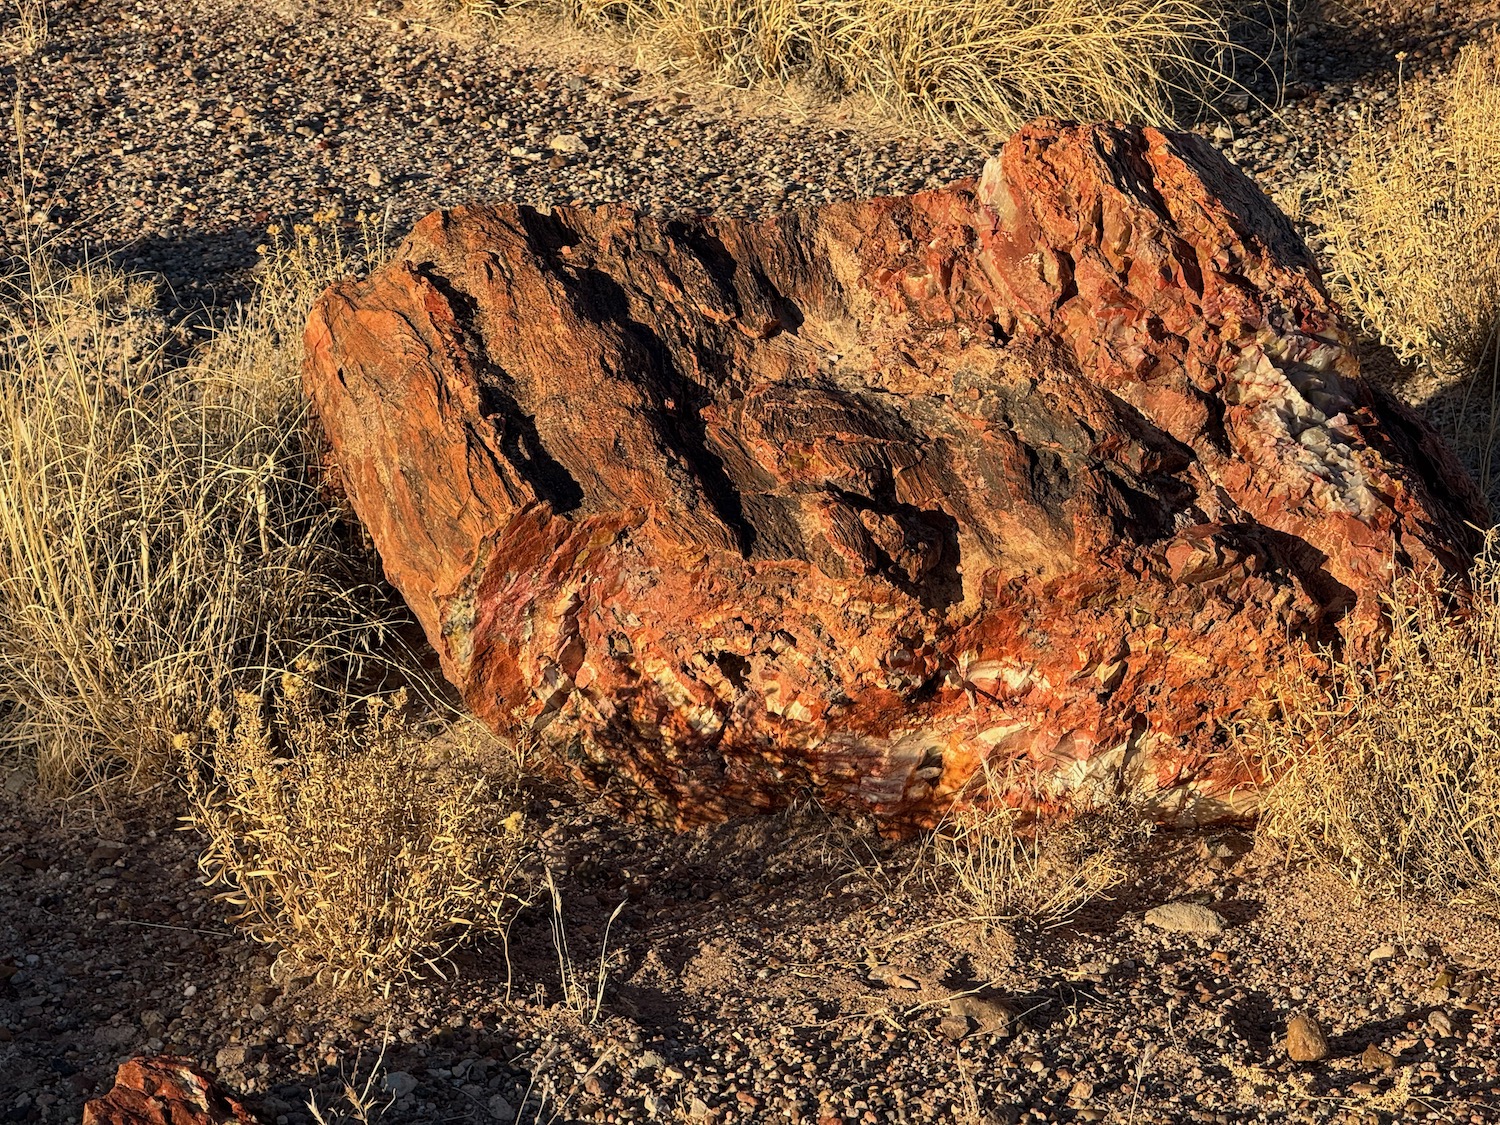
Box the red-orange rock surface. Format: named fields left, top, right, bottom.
left=82, top=1058, right=257, bottom=1125
left=304, top=120, right=1485, bottom=831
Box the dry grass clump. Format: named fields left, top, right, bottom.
left=0, top=0, right=48, bottom=61
left=522, top=0, right=1236, bottom=136
left=0, top=215, right=533, bottom=983
left=929, top=782, right=1141, bottom=926
left=0, top=218, right=405, bottom=793
left=189, top=674, right=530, bottom=990
left=1255, top=545, right=1500, bottom=909
left=1324, top=42, right=1500, bottom=431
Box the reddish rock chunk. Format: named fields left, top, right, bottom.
left=82, top=1057, right=257, bottom=1125
left=303, top=119, right=1485, bottom=831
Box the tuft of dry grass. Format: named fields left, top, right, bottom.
left=927, top=776, right=1142, bottom=927
left=0, top=209, right=533, bottom=983
left=0, top=216, right=408, bottom=794
left=1323, top=44, right=1500, bottom=491
left=189, top=673, right=531, bottom=990
left=1255, top=540, right=1500, bottom=910
left=1325, top=43, right=1500, bottom=379
left=0, top=0, right=47, bottom=61
left=503, top=0, right=1240, bottom=137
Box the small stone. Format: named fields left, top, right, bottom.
left=936, top=1014, right=970, bottom=1041
left=1429, top=1010, right=1455, bottom=1037
left=215, top=1045, right=247, bottom=1072
left=487, top=1093, right=516, bottom=1122
left=383, top=1072, right=418, bottom=1097
left=949, top=992, right=1015, bottom=1035
left=84, top=1058, right=256, bottom=1124
left=583, top=1073, right=613, bottom=1097
left=1144, top=902, right=1226, bottom=936
left=1350, top=1082, right=1378, bottom=1096
left=88, top=844, right=125, bottom=869
left=634, top=1050, right=667, bottom=1071
left=688, top=1096, right=710, bottom=1119
left=1362, top=1043, right=1396, bottom=1070
left=867, top=964, right=921, bottom=990
left=1286, top=1015, right=1329, bottom=1062
left=1368, top=943, right=1397, bottom=964
left=366, top=168, right=383, bottom=188
left=548, top=132, right=588, bottom=154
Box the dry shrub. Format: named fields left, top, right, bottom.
left=1326, top=43, right=1500, bottom=378
left=0, top=217, right=533, bottom=983
left=1255, top=544, right=1500, bottom=909
left=0, top=0, right=47, bottom=61
left=1324, top=43, right=1500, bottom=493
left=525, top=0, right=1237, bottom=136
left=0, top=217, right=403, bottom=793
left=930, top=786, right=1141, bottom=926
left=190, top=673, right=530, bottom=989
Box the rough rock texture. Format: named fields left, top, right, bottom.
left=303, top=119, right=1486, bottom=831
left=81, top=1058, right=258, bottom=1125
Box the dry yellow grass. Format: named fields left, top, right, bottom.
left=0, top=217, right=407, bottom=793
left=927, top=769, right=1142, bottom=927
left=1323, top=43, right=1500, bottom=492
left=189, top=675, right=530, bottom=990
left=1255, top=542, right=1500, bottom=909
left=1325, top=43, right=1500, bottom=378
left=0, top=218, right=533, bottom=985
left=498, top=0, right=1238, bottom=136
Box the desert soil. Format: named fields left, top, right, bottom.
left=3, top=1, right=1500, bottom=1123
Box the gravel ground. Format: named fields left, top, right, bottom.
left=3, top=1, right=1500, bottom=1123
left=2, top=783, right=1498, bottom=1125
left=8, top=0, right=1494, bottom=308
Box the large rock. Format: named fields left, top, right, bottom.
left=82, top=1057, right=258, bottom=1125
left=303, top=120, right=1485, bottom=831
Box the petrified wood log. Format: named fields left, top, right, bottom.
left=303, top=120, right=1485, bottom=831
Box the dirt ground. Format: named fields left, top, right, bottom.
left=2, top=778, right=1498, bottom=1125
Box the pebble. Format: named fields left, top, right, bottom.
left=949, top=992, right=1016, bottom=1035
left=1286, top=1015, right=1331, bottom=1062
left=383, top=1071, right=418, bottom=1097
left=548, top=132, right=589, bottom=154
left=1144, top=902, right=1227, bottom=936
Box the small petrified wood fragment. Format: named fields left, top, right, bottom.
left=82, top=1057, right=258, bottom=1125
left=304, top=120, right=1485, bottom=831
